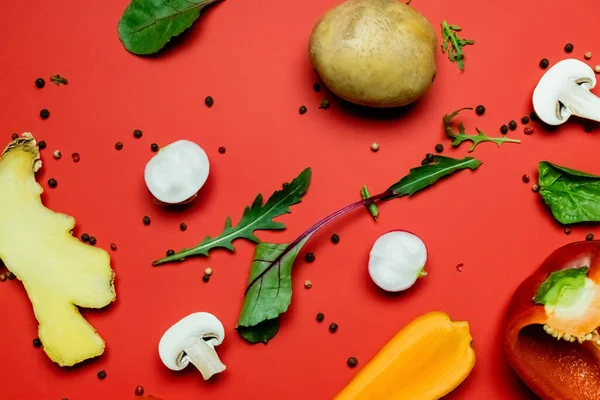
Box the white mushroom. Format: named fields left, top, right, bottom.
left=533, top=58, right=600, bottom=126
left=368, top=231, right=427, bottom=292
left=144, top=140, right=210, bottom=205
left=158, top=312, right=226, bottom=380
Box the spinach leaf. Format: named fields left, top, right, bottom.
left=237, top=240, right=308, bottom=344
left=538, top=161, right=600, bottom=224
left=118, top=0, right=223, bottom=55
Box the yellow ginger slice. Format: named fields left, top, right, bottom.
left=0, top=134, right=116, bottom=366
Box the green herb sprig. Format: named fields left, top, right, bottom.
left=441, top=21, right=474, bottom=71
left=444, top=108, right=520, bottom=152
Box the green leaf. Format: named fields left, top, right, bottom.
left=237, top=239, right=309, bottom=343
left=237, top=318, right=279, bottom=344
left=50, top=75, right=68, bottom=86
left=152, top=168, right=311, bottom=265
left=118, top=0, right=223, bottom=55
left=444, top=108, right=520, bottom=152
left=534, top=267, right=589, bottom=306
left=538, top=161, right=600, bottom=224
left=440, top=20, right=474, bottom=71
left=360, top=185, right=379, bottom=220
left=386, top=156, right=482, bottom=198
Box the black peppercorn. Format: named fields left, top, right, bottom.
left=133, top=129, right=143, bottom=138
left=435, top=144, right=444, bottom=153
left=48, top=178, right=58, bottom=188
left=97, top=370, right=107, bottom=380
left=508, top=120, right=517, bottom=130
left=110, top=243, right=117, bottom=251
left=347, top=357, right=358, bottom=368
left=7, top=272, right=15, bottom=280
left=33, top=338, right=42, bottom=348
left=35, top=78, right=45, bottom=88
left=38, top=140, right=47, bottom=150
left=421, top=159, right=430, bottom=166
left=313, top=83, right=321, bottom=92
left=40, top=109, right=50, bottom=119
left=115, top=142, right=123, bottom=150
left=143, top=216, right=151, bottom=225
left=425, top=153, right=435, bottom=162
left=166, top=249, right=175, bottom=256
left=218, top=146, right=226, bottom=154
left=565, top=227, right=572, bottom=235
left=135, top=386, right=145, bottom=396
left=564, top=43, right=574, bottom=53
left=202, top=274, right=210, bottom=282
left=319, top=99, right=330, bottom=109
left=540, top=58, right=550, bottom=69
left=586, top=233, right=595, bottom=241
left=522, top=174, right=530, bottom=183
left=205, top=96, right=214, bottom=107
left=89, top=237, right=97, bottom=245
left=151, top=143, right=159, bottom=152
left=331, top=234, right=340, bottom=244
left=316, top=312, right=325, bottom=322
left=299, top=106, right=307, bottom=115
left=530, top=111, right=540, bottom=122
left=521, top=116, right=530, bottom=124
left=500, top=125, right=508, bottom=134
left=11, top=133, right=18, bottom=140
left=475, top=105, right=485, bottom=115
left=329, top=323, right=338, bottom=333
left=585, top=123, right=596, bottom=133
left=180, top=223, right=187, bottom=231
left=81, top=233, right=90, bottom=242
left=305, top=252, right=315, bottom=262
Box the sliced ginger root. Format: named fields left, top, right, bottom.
left=0, top=134, right=116, bottom=367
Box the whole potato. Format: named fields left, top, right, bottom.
left=309, top=0, right=437, bottom=108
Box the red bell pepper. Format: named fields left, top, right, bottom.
left=504, top=241, right=600, bottom=400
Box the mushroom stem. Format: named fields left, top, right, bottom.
left=561, top=81, right=600, bottom=122
left=182, top=338, right=226, bottom=380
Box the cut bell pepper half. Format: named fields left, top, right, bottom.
left=504, top=241, right=600, bottom=400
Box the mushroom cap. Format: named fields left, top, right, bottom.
left=533, top=58, right=596, bottom=126
left=158, top=312, right=225, bottom=371
left=144, top=140, right=210, bottom=204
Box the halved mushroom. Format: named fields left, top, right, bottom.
left=533, top=58, right=600, bottom=126
left=158, top=312, right=226, bottom=380
left=144, top=140, right=210, bottom=205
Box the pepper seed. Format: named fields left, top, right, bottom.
left=540, top=58, right=550, bottom=69
left=89, top=237, right=97, bottom=245
left=347, top=357, right=358, bottom=368
left=143, top=216, right=151, bottom=225
left=180, top=223, right=187, bottom=231
left=135, top=386, right=144, bottom=396
left=53, top=150, right=61, bottom=159
left=475, top=105, right=485, bottom=115
left=97, top=370, right=107, bottom=380
left=565, top=227, right=572, bottom=235
left=48, top=178, right=58, bottom=188
left=204, top=267, right=213, bottom=276
left=331, top=234, right=340, bottom=244
left=585, top=52, right=593, bottom=60
left=151, top=143, right=159, bottom=152
left=166, top=249, right=175, bottom=256
left=435, top=143, right=444, bottom=153
left=316, top=312, right=325, bottom=322
left=500, top=125, right=508, bottom=134
left=115, top=142, right=123, bottom=150
left=33, top=338, right=42, bottom=348
left=304, top=280, right=312, bottom=289
left=133, top=129, right=143, bottom=138
left=299, top=106, right=307, bottom=115
left=205, top=96, right=214, bottom=107
left=522, top=174, right=530, bottom=183
left=370, top=143, right=379, bottom=152
left=586, top=233, right=595, bottom=241
left=40, top=109, right=50, bottom=119
left=532, top=184, right=540, bottom=192
left=305, top=252, right=315, bottom=262
left=595, top=65, right=600, bottom=74
left=564, top=43, right=574, bottom=53
left=329, top=323, right=338, bottom=333
left=508, top=120, right=517, bottom=131
left=81, top=233, right=90, bottom=242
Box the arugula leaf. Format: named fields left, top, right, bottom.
left=361, top=185, right=379, bottom=220
left=441, top=20, right=474, bottom=71
left=50, top=75, right=68, bottom=86
left=152, top=168, right=311, bottom=266
left=444, top=108, right=520, bottom=152
left=237, top=240, right=308, bottom=344
left=538, top=161, right=600, bottom=224
left=118, top=0, right=223, bottom=55
left=238, top=156, right=482, bottom=343
left=386, top=155, right=482, bottom=198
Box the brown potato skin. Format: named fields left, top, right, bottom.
left=309, top=0, right=437, bottom=108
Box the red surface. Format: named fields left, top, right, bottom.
left=1, top=0, right=599, bottom=399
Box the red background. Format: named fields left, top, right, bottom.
left=0, top=0, right=597, bottom=399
